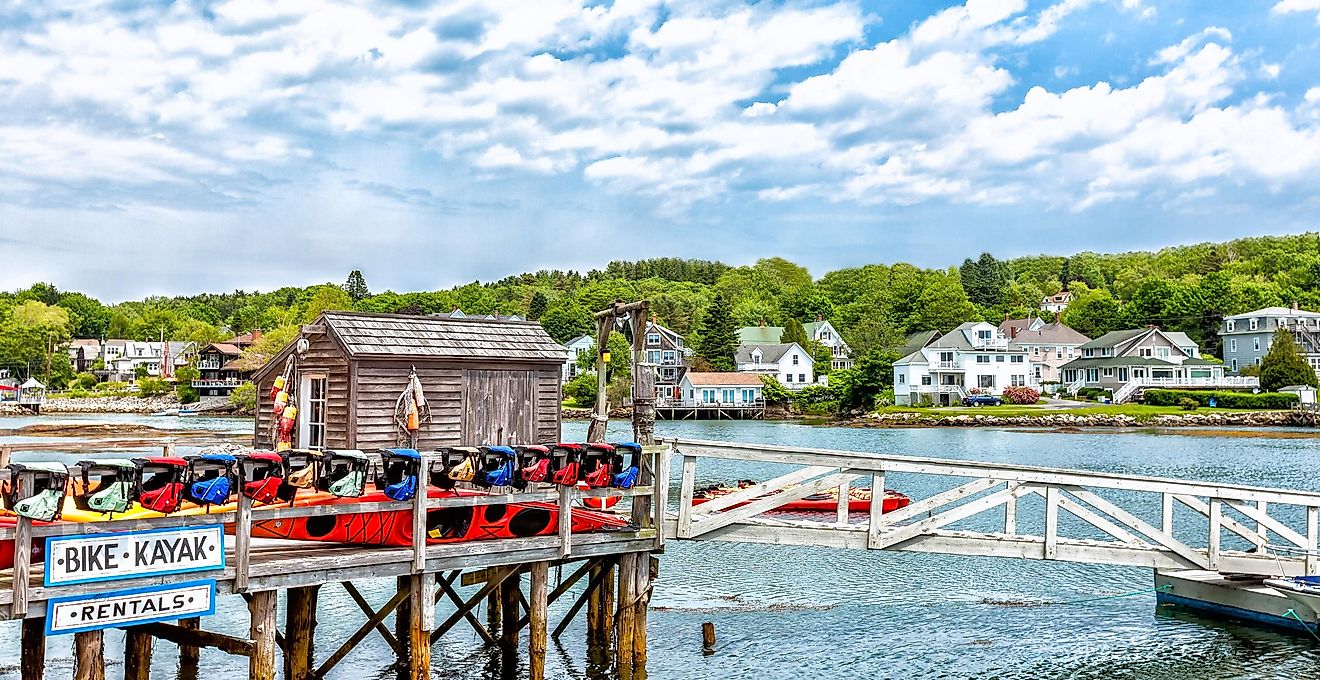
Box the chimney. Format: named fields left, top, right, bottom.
left=816, top=314, right=823, bottom=322
left=1293, top=301, right=1300, bottom=311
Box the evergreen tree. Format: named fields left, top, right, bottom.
left=1260, top=328, right=1319, bottom=392
left=343, top=270, right=369, bottom=301
left=695, top=292, right=739, bottom=371
left=959, top=252, right=1009, bottom=308
left=779, top=319, right=809, bottom=347
left=528, top=290, right=548, bottom=321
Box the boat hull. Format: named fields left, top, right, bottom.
left=692, top=488, right=910, bottom=513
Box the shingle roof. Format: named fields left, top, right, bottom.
left=735, top=343, right=800, bottom=364
left=893, top=350, right=928, bottom=366
left=1163, top=331, right=1197, bottom=348
left=1225, top=306, right=1320, bottom=320
left=684, top=372, right=765, bottom=386
left=320, top=311, right=566, bottom=362
left=898, top=330, right=941, bottom=356
left=1059, top=356, right=1180, bottom=369
left=1079, top=329, right=1148, bottom=350
left=206, top=343, right=242, bottom=356
left=1007, top=322, right=1090, bottom=347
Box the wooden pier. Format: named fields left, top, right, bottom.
left=655, top=404, right=765, bottom=421
left=0, top=446, right=669, bottom=680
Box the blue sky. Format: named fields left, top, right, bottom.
left=2, top=0, right=1319, bottom=301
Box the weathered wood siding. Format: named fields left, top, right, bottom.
left=460, top=369, right=535, bottom=445
left=535, top=369, right=560, bottom=444
left=253, top=334, right=350, bottom=449
left=352, top=362, right=463, bottom=451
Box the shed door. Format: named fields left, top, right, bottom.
left=461, top=369, right=536, bottom=445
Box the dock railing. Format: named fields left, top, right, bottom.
left=0, top=445, right=669, bottom=621
left=665, top=438, right=1320, bottom=577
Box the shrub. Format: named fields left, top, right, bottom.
left=177, top=385, right=200, bottom=404
left=74, top=372, right=98, bottom=389
left=1142, top=389, right=1299, bottom=409
left=136, top=377, right=171, bottom=397
left=1075, top=387, right=1113, bottom=402
left=759, top=375, right=793, bottom=405
left=229, top=382, right=256, bottom=412
left=1178, top=397, right=1199, bottom=411
left=1002, top=386, right=1041, bottom=405
left=563, top=372, right=599, bottom=406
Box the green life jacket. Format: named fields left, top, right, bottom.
left=88, top=480, right=132, bottom=514
left=14, top=488, right=63, bottom=521
left=329, top=470, right=364, bottom=498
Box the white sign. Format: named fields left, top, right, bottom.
left=46, top=580, right=216, bottom=635
left=45, top=526, right=225, bottom=586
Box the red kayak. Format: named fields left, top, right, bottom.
left=0, top=516, right=44, bottom=570
left=249, top=487, right=635, bottom=546
left=693, top=484, right=910, bottom=513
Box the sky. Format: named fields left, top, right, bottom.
left=2, top=0, right=1320, bottom=301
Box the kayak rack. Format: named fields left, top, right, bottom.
left=0, top=443, right=670, bottom=680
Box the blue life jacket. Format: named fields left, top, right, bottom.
left=384, top=475, right=417, bottom=501
left=613, top=466, right=640, bottom=489
left=190, top=476, right=231, bottom=505
left=483, top=446, right=518, bottom=487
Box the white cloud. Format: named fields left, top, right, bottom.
left=1273, top=0, right=1320, bottom=23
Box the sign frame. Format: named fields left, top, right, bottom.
left=44, top=579, right=217, bottom=636
left=44, top=525, right=225, bottom=587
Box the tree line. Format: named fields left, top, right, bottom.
left=5, top=233, right=1320, bottom=407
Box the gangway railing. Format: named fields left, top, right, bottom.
left=664, top=439, right=1320, bottom=577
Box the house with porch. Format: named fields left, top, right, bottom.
left=735, top=342, right=815, bottom=388
left=1218, top=304, right=1320, bottom=376
left=193, top=343, right=250, bottom=396
left=561, top=335, right=594, bottom=383
left=893, top=321, right=1033, bottom=405
left=737, top=320, right=853, bottom=370
left=1000, top=318, right=1090, bottom=387
left=1059, top=327, right=1252, bottom=403
left=642, top=321, right=690, bottom=400
left=675, top=372, right=764, bottom=407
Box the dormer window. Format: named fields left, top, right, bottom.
left=1226, top=320, right=1235, bottom=332
left=646, top=333, right=660, bottom=346
left=1249, top=319, right=1258, bottom=331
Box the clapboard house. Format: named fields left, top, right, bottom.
left=252, top=311, right=565, bottom=451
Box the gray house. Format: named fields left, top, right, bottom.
left=1219, top=305, right=1320, bottom=376
left=1059, top=327, right=1250, bottom=403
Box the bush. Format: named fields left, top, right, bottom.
left=563, top=372, right=599, bottom=406
left=1002, top=386, right=1040, bottom=405
left=74, top=372, right=98, bottom=389
left=1142, top=389, right=1299, bottom=409
left=229, top=382, right=256, bottom=412
left=1178, top=397, right=1199, bottom=411
left=1076, top=387, right=1113, bottom=402
left=759, top=375, right=793, bottom=405
left=177, top=385, right=200, bottom=404
left=136, top=377, right=171, bottom=397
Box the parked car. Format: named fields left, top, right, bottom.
left=962, top=395, right=1002, bottom=407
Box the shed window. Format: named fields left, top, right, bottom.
left=300, top=375, right=327, bottom=451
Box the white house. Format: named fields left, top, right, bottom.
left=102, top=340, right=195, bottom=381
left=893, top=321, right=1033, bottom=405
left=1041, top=291, right=1073, bottom=314
left=737, top=320, right=853, bottom=370
left=562, top=335, right=595, bottom=382
left=677, top=372, right=764, bottom=407
left=735, top=342, right=815, bottom=388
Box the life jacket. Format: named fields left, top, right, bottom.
left=582, top=444, right=615, bottom=488
left=377, top=449, right=421, bottom=502
left=5, top=462, right=69, bottom=521
left=282, top=450, right=318, bottom=494
left=516, top=445, right=552, bottom=483
left=481, top=446, right=518, bottom=488
left=610, top=442, right=643, bottom=489
left=184, top=454, right=238, bottom=506
left=239, top=452, right=285, bottom=503
left=77, top=459, right=137, bottom=515
left=316, top=450, right=368, bottom=498
left=550, top=444, right=583, bottom=486
left=446, top=447, right=479, bottom=484
left=133, top=457, right=187, bottom=514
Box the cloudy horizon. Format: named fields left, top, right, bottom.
left=3, top=0, right=1319, bottom=302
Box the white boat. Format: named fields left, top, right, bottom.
left=1264, top=577, right=1320, bottom=617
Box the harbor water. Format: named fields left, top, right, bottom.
left=3, top=415, right=1320, bottom=679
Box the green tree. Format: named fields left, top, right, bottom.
left=779, top=319, right=809, bottom=347
left=107, top=312, right=133, bottom=338
left=539, top=301, right=592, bottom=343
left=229, top=382, right=256, bottom=412
left=575, top=333, right=632, bottom=380
left=58, top=292, right=110, bottom=338
left=1061, top=289, right=1124, bottom=337
left=302, top=285, right=353, bottom=322
left=343, top=270, right=370, bottom=301
left=563, top=372, right=599, bottom=406
left=1259, top=328, right=1319, bottom=392
left=905, top=270, right=976, bottom=332
left=694, top=292, right=739, bottom=371
left=527, top=290, right=548, bottom=321
left=959, top=252, right=1009, bottom=308
left=832, top=352, right=896, bottom=411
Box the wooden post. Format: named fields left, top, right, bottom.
left=396, top=575, right=413, bottom=662
left=178, top=617, right=201, bottom=680
left=701, top=622, right=716, bottom=655
left=615, top=553, right=636, bottom=674
left=486, top=590, right=502, bottom=640
left=633, top=552, right=650, bottom=668
left=501, top=573, right=521, bottom=648
left=286, top=585, right=319, bottom=680
left=529, top=562, right=549, bottom=680
left=248, top=590, right=277, bottom=680
left=235, top=490, right=253, bottom=593
left=20, top=617, right=45, bottom=680
left=629, top=302, right=654, bottom=446
left=408, top=573, right=433, bottom=680
left=124, top=626, right=154, bottom=680
left=73, top=630, right=105, bottom=680
left=586, top=562, right=601, bottom=644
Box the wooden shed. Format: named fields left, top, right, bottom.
left=251, top=311, right=565, bottom=451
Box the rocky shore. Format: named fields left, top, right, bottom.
left=845, top=410, right=1308, bottom=428
left=0, top=395, right=181, bottom=415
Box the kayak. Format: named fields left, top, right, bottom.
left=250, top=487, right=636, bottom=546
left=0, top=516, right=43, bottom=569
left=693, top=485, right=911, bottom=513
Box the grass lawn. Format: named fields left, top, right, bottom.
left=874, top=403, right=1274, bottom=418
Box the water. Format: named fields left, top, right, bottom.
left=3, top=417, right=1320, bottom=679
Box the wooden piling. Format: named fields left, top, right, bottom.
left=632, top=553, right=650, bottom=668
left=124, top=626, right=154, bottom=680
left=20, top=617, right=45, bottom=680
left=248, top=590, right=278, bottom=680
left=286, top=585, right=319, bottom=680
left=702, top=622, right=716, bottom=655
left=501, top=573, right=521, bottom=648
left=73, top=630, right=105, bottom=680
left=407, top=573, right=433, bottom=680
left=615, top=553, right=637, bottom=674
left=395, top=575, right=413, bottom=662
left=177, top=617, right=201, bottom=680
left=487, top=590, right=502, bottom=639
left=529, top=562, right=549, bottom=680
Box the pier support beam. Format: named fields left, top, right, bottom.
left=124, top=626, right=154, bottom=680
left=73, top=630, right=105, bottom=680
left=615, top=554, right=637, bottom=675
left=486, top=589, right=502, bottom=640
left=286, top=585, right=319, bottom=680
left=248, top=590, right=277, bottom=680
left=529, top=562, right=549, bottom=680
left=501, top=573, right=521, bottom=648
left=407, top=574, right=433, bottom=680
left=395, top=575, right=413, bottom=663
left=178, top=617, right=201, bottom=680
left=20, top=617, right=45, bottom=680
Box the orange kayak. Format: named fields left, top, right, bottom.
left=693, top=486, right=911, bottom=513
